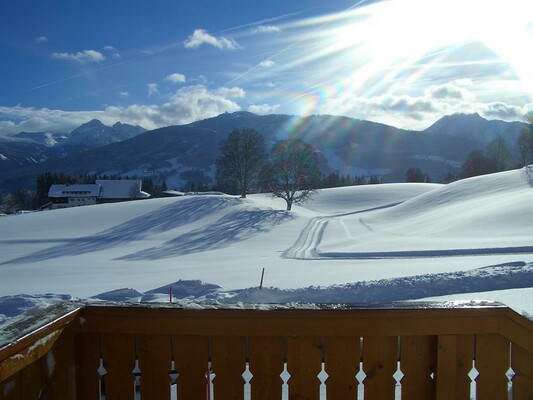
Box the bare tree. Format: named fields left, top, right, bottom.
left=486, top=136, right=513, bottom=172
left=262, top=139, right=320, bottom=211
left=216, top=129, right=266, bottom=198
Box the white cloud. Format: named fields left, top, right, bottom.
left=251, top=25, right=281, bottom=34
left=248, top=104, right=280, bottom=114
left=104, top=85, right=242, bottom=129
left=214, top=87, right=245, bottom=98
left=259, top=60, right=276, bottom=68
left=103, top=46, right=121, bottom=58
left=51, top=50, right=105, bottom=63
left=427, top=80, right=474, bottom=101
left=428, top=84, right=465, bottom=100
left=34, top=36, right=48, bottom=44
left=482, top=102, right=524, bottom=120
left=0, top=85, right=244, bottom=136
left=191, top=75, right=211, bottom=85
left=119, top=91, right=129, bottom=97
left=165, top=73, right=186, bottom=84
left=0, top=106, right=104, bottom=136
left=147, top=83, right=159, bottom=96
left=184, top=29, right=239, bottom=50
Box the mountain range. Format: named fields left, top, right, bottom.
left=0, top=112, right=526, bottom=192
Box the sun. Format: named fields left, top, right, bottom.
left=336, top=0, right=533, bottom=92
left=277, top=0, right=533, bottom=117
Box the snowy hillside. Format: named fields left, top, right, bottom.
left=0, top=168, right=532, bottom=323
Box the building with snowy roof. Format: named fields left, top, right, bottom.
left=48, top=180, right=150, bottom=209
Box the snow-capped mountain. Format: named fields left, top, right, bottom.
left=0, top=120, right=146, bottom=189
left=67, top=119, right=146, bottom=148
left=13, top=119, right=146, bottom=149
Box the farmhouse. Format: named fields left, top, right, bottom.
left=48, top=179, right=150, bottom=209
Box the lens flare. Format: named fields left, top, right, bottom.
left=241, top=0, right=532, bottom=130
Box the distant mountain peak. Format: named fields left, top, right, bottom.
left=220, top=111, right=257, bottom=119
left=425, top=112, right=523, bottom=144
left=71, top=119, right=106, bottom=134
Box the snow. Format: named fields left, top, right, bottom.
left=0, top=167, right=531, bottom=324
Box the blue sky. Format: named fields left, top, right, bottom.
left=0, top=0, right=532, bottom=136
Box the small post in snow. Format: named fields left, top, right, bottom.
left=169, top=286, right=173, bottom=303
left=259, top=267, right=265, bottom=290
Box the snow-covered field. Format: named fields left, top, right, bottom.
left=1, top=167, right=532, bottom=324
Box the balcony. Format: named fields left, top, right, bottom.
left=0, top=301, right=531, bottom=399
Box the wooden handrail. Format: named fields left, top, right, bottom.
left=0, top=302, right=531, bottom=400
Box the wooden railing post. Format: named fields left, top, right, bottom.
left=400, top=335, right=436, bottom=398
left=436, top=334, right=474, bottom=400
left=75, top=332, right=101, bottom=400
left=99, top=333, right=136, bottom=400
left=362, top=336, right=398, bottom=399
left=512, top=342, right=533, bottom=399
left=286, top=336, right=322, bottom=400
left=173, top=336, right=209, bottom=399
left=324, top=336, right=360, bottom=399
left=476, top=334, right=510, bottom=399
left=43, top=326, right=78, bottom=400
left=248, top=336, right=284, bottom=400
left=211, top=336, right=247, bottom=400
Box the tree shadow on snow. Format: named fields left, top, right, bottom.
left=118, top=209, right=293, bottom=260
left=0, top=196, right=238, bottom=265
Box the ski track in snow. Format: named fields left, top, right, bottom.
left=284, top=203, right=401, bottom=259
left=284, top=203, right=533, bottom=261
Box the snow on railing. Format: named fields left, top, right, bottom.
left=0, top=301, right=532, bottom=399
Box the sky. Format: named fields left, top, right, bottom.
left=0, top=0, right=532, bottom=137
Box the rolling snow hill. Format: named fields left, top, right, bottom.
left=0, top=167, right=532, bottom=323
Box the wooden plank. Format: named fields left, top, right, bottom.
left=174, top=336, right=209, bottom=400
left=44, top=329, right=77, bottom=400
left=211, top=336, right=246, bottom=400
left=512, top=343, right=533, bottom=400
left=138, top=334, right=172, bottom=400
left=81, top=306, right=508, bottom=337
left=21, top=360, right=43, bottom=400
left=475, top=334, right=509, bottom=400
left=0, top=328, right=63, bottom=382
left=400, top=335, right=436, bottom=399
left=324, top=336, right=359, bottom=399
left=436, top=334, right=476, bottom=400
left=100, top=333, right=135, bottom=400
left=75, top=333, right=101, bottom=400
left=362, top=336, right=397, bottom=400
left=436, top=335, right=456, bottom=400
left=286, top=336, right=322, bottom=400
left=0, top=373, right=20, bottom=400
left=248, top=336, right=284, bottom=400
left=0, top=305, right=81, bottom=362
left=454, top=335, right=475, bottom=399
left=500, top=309, right=533, bottom=353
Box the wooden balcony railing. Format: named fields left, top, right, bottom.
left=0, top=301, right=531, bottom=399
